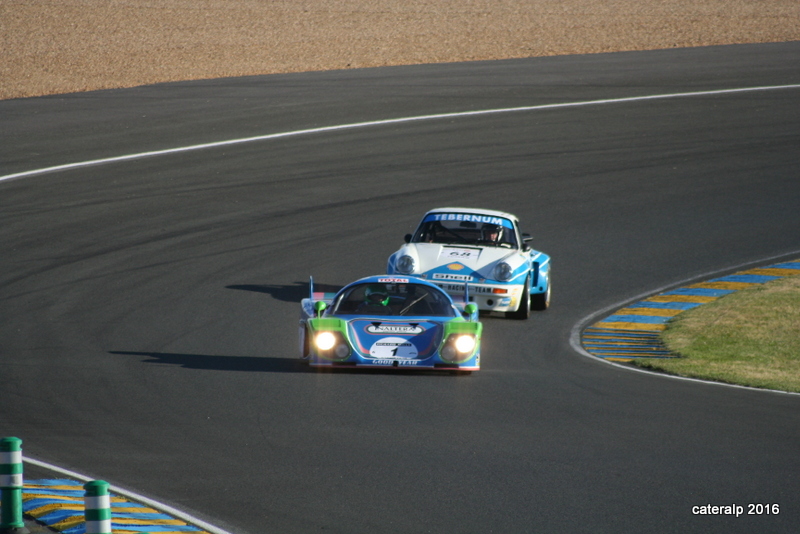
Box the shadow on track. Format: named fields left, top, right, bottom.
left=227, top=281, right=343, bottom=303
left=109, top=350, right=307, bottom=373
left=109, top=350, right=467, bottom=376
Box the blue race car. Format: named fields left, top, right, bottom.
left=299, top=275, right=482, bottom=372
left=387, top=207, right=551, bottom=319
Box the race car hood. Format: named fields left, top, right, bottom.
left=346, top=318, right=444, bottom=359
left=402, top=243, right=525, bottom=283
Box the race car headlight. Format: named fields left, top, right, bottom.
left=454, top=335, right=476, bottom=354
left=494, top=262, right=513, bottom=281
left=315, top=332, right=336, bottom=351
left=334, top=343, right=350, bottom=358
left=396, top=255, right=415, bottom=274
left=441, top=334, right=477, bottom=363
left=314, top=331, right=351, bottom=360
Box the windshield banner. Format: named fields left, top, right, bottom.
left=423, top=213, right=514, bottom=229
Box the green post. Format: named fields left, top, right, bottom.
left=0, top=437, right=28, bottom=534
left=83, top=480, right=112, bottom=534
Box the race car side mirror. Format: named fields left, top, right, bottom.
left=465, top=303, right=479, bottom=321
left=314, top=300, right=328, bottom=317
left=404, top=233, right=412, bottom=243
left=522, top=233, right=533, bottom=251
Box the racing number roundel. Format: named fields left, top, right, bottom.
left=369, top=337, right=419, bottom=359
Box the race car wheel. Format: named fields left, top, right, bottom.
left=507, top=276, right=531, bottom=320
left=301, top=326, right=310, bottom=359
left=531, top=277, right=551, bottom=311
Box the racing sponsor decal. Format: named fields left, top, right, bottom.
left=439, top=247, right=480, bottom=262
left=471, top=286, right=497, bottom=294
left=446, top=263, right=465, bottom=271
left=436, top=283, right=465, bottom=292
left=366, top=324, right=424, bottom=335
left=437, top=282, right=522, bottom=293
left=378, top=277, right=409, bottom=283
left=425, top=213, right=512, bottom=228
left=369, top=337, right=419, bottom=359
left=371, top=359, right=422, bottom=366
left=433, top=273, right=473, bottom=282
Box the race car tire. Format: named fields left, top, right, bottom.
left=507, top=276, right=531, bottom=320
left=531, top=277, right=551, bottom=311
left=301, top=325, right=310, bottom=359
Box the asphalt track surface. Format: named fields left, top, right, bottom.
left=2, top=42, right=800, bottom=533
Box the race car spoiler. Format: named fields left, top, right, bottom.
left=309, top=276, right=336, bottom=304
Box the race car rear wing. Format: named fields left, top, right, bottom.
left=447, top=283, right=479, bottom=321
left=307, top=276, right=337, bottom=306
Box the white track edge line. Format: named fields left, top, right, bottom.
left=22, top=456, right=236, bottom=534
left=2, top=84, right=799, bottom=184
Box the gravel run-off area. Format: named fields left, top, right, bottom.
left=1, top=0, right=799, bottom=100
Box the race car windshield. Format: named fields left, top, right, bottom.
left=331, top=282, right=457, bottom=317
left=412, top=216, right=517, bottom=248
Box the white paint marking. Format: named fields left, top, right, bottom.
left=2, top=84, right=799, bottom=184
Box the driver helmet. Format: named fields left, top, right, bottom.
left=364, top=285, right=390, bottom=306
left=482, top=224, right=503, bottom=242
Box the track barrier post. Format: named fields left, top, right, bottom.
left=84, top=480, right=112, bottom=534
left=0, top=437, right=28, bottom=534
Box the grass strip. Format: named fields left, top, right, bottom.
left=631, top=275, right=800, bottom=393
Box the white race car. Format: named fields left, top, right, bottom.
left=387, top=207, right=551, bottom=319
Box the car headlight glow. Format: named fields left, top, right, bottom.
left=396, top=255, right=415, bottom=274
left=494, top=262, right=513, bottom=281
left=441, top=333, right=477, bottom=363
left=454, top=335, right=476, bottom=354
left=315, top=332, right=336, bottom=351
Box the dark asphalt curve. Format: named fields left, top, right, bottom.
left=2, top=43, right=800, bottom=534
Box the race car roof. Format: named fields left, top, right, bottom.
left=344, top=274, right=447, bottom=292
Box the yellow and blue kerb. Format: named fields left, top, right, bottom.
left=582, top=260, right=800, bottom=362
left=21, top=479, right=209, bottom=534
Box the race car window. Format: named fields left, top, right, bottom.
left=332, top=283, right=456, bottom=317
left=412, top=215, right=518, bottom=248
